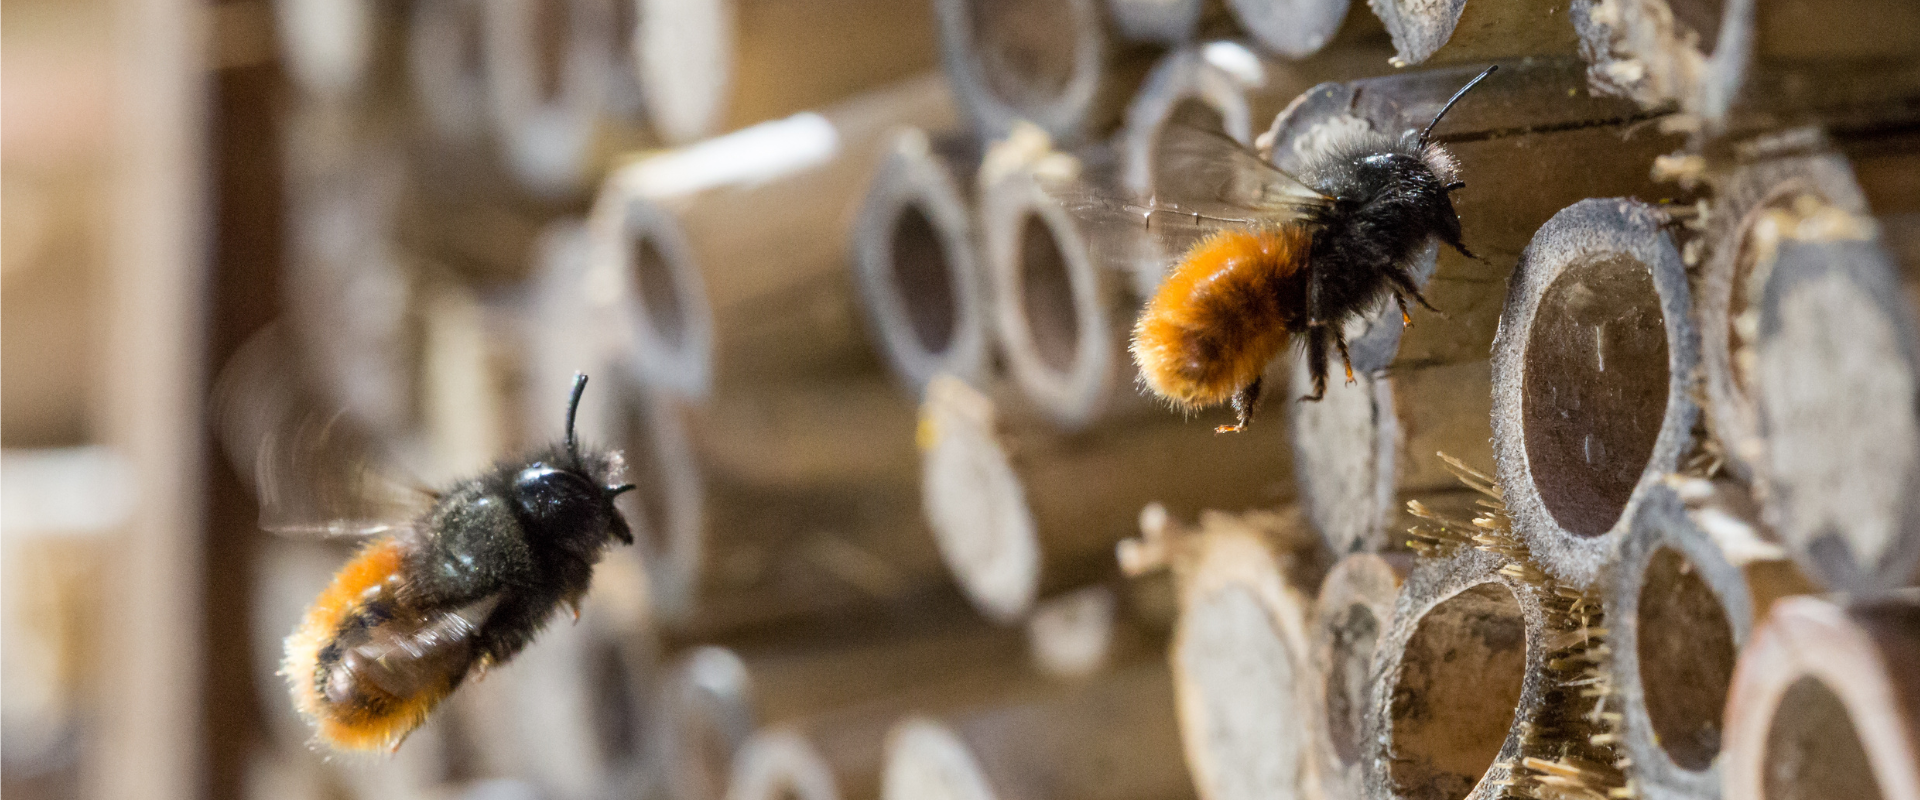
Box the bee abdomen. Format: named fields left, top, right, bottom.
left=1132, top=227, right=1311, bottom=408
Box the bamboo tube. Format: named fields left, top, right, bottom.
left=1570, top=0, right=1717, bottom=113
left=879, top=663, right=1196, bottom=800
left=481, top=0, right=618, bottom=197
left=650, top=647, right=760, bottom=800
left=850, top=128, right=993, bottom=395
left=1367, top=0, right=1581, bottom=67
left=1226, top=0, right=1388, bottom=59
left=1490, top=198, right=1699, bottom=591
left=1722, top=595, right=1920, bottom=800
left=1743, top=198, right=1920, bottom=594
left=727, top=729, right=844, bottom=800
left=933, top=0, right=1154, bottom=142
left=584, top=188, right=715, bottom=399
left=1105, top=0, right=1217, bottom=45
left=1697, top=149, right=1870, bottom=482
left=920, top=376, right=1292, bottom=623
left=1606, top=481, right=1816, bottom=800
left=1310, top=551, right=1410, bottom=800
left=408, top=0, right=490, bottom=146
left=636, top=0, right=939, bottom=145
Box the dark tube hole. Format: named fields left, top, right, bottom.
left=1637, top=547, right=1737, bottom=770
left=631, top=234, right=687, bottom=352
left=1390, top=583, right=1527, bottom=800
left=970, top=0, right=1078, bottom=102
left=1762, top=677, right=1884, bottom=800
left=1325, top=603, right=1381, bottom=766
left=1668, top=0, right=1726, bottom=57
left=1018, top=214, right=1081, bottom=375
left=891, top=203, right=959, bottom=355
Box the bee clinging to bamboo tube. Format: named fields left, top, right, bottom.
left=1053, top=66, right=1496, bottom=433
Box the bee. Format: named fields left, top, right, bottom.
left=1059, top=65, right=1496, bottom=433
left=274, top=373, right=636, bottom=752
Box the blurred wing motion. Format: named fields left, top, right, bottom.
left=1041, top=122, right=1330, bottom=277
left=214, top=324, right=429, bottom=538
left=283, top=534, right=498, bottom=751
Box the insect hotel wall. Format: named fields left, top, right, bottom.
left=193, top=0, right=1920, bottom=799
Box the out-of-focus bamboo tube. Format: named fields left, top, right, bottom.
left=933, top=0, right=1154, bottom=142
left=878, top=663, right=1196, bottom=800
left=726, top=729, right=844, bottom=800
left=1605, top=482, right=1816, bottom=800
left=1570, top=0, right=1717, bottom=113
left=1122, top=508, right=1323, bottom=800
left=1722, top=595, right=1920, bottom=800
left=1105, top=0, right=1218, bottom=45
left=1490, top=198, right=1699, bottom=591
left=920, top=376, right=1292, bottom=623
left=1310, top=551, right=1409, bottom=800
left=1366, top=0, right=1580, bottom=67
left=409, top=0, right=490, bottom=145
left=636, top=0, right=939, bottom=145
left=650, top=647, right=760, bottom=800
left=481, top=0, right=618, bottom=197
left=1226, top=0, right=1387, bottom=59
left=850, top=129, right=992, bottom=395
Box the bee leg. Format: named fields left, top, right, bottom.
left=1334, top=330, right=1356, bottom=385
left=1395, top=292, right=1413, bottom=328
left=1217, top=378, right=1263, bottom=433
left=1299, top=324, right=1329, bottom=402
left=1387, top=268, right=1446, bottom=317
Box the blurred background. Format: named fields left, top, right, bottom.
left=7, top=1, right=1920, bottom=800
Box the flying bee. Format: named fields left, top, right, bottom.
left=1054, top=65, right=1497, bottom=432
left=223, top=348, right=638, bottom=752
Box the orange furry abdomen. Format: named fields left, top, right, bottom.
left=283, top=537, right=453, bottom=752
left=1131, top=227, right=1310, bottom=409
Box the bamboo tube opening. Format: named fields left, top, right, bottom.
left=934, top=0, right=1112, bottom=139
left=1636, top=547, right=1737, bottom=771
left=726, top=730, right=842, bottom=800
left=971, top=0, right=1081, bottom=101
left=1019, top=216, right=1083, bottom=376
left=1323, top=602, right=1379, bottom=764
left=1494, top=198, right=1696, bottom=589
left=1760, top=677, right=1886, bottom=800
left=656, top=647, right=758, bottom=800
left=482, top=0, right=612, bottom=195
left=633, top=236, right=689, bottom=353
left=919, top=377, right=1042, bottom=623
left=595, top=192, right=715, bottom=399
left=1311, top=551, right=1406, bottom=798
left=1386, top=582, right=1527, bottom=800
left=854, top=130, right=988, bottom=393
left=1176, top=585, right=1303, bottom=800
left=1119, top=47, right=1255, bottom=293
left=612, top=384, right=705, bottom=625
left=1520, top=254, right=1670, bottom=539
left=882, top=719, right=999, bottom=800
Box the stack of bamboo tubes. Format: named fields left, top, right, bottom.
left=220, top=1, right=1920, bottom=800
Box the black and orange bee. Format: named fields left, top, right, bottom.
left=1059, top=66, right=1496, bottom=432
left=252, top=371, right=635, bottom=751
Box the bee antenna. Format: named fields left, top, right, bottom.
left=1419, top=65, right=1497, bottom=149
left=565, top=373, right=588, bottom=459
left=608, top=483, right=637, bottom=498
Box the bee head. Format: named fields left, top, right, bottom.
left=510, top=374, right=638, bottom=552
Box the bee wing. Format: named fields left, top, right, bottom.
left=1147, top=121, right=1330, bottom=216
left=214, top=324, right=430, bottom=539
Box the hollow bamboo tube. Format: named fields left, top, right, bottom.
left=1226, top=0, right=1388, bottom=59
left=1104, top=0, right=1219, bottom=45
left=726, top=729, right=844, bottom=800
left=932, top=0, right=1155, bottom=142
left=593, top=75, right=959, bottom=397
left=1722, top=594, right=1920, bottom=800
left=879, top=663, right=1196, bottom=800
left=1490, top=198, right=1699, bottom=591
left=1604, top=481, right=1816, bottom=800
left=1260, top=60, right=1684, bottom=551
left=1366, top=0, right=1581, bottom=67
left=408, top=0, right=491, bottom=146
left=1310, top=551, right=1410, bottom=800
left=1570, top=0, right=1716, bottom=113
left=636, top=0, right=939, bottom=144
left=920, top=375, right=1292, bottom=622
left=649, top=647, right=760, bottom=800
left=1745, top=200, right=1920, bottom=594
left=480, top=0, right=619, bottom=197
left=850, top=129, right=993, bottom=395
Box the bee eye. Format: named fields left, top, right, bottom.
left=511, top=466, right=607, bottom=539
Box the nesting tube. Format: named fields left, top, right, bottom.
left=587, top=183, right=715, bottom=400
left=1163, top=514, right=1320, bottom=800
left=1746, top=199, right=1920, bottom=594
left=725, top=729, right=843, bottom=800
left=919, top=376, right=1291, bottom=623
left=1491, top=198, right=1699, bottom=590
left=1363, top=548, right=1546, bottom=800
left=933, top=0, right=1151, bottom=142
left=1226, top=0, right=1379, bottom=59
left=1310, top=552, right=1409, bottom=800
left=1697, top=151, right=1871, bottom=481
left=1367, top=0, right=1580, bottom=66
left=409, top=0, right=490, bottom=144
left=1722, top=595, right=1920, bottom=800
left=851, top=129, right=992, bottom=395
left=878, top=664, right=1193, bottom=800
left=651, top=647, right=759, bottom=800
left=1105, top=0, right=1211, bottom=44
left=481, top=0, right=615, bottom=197
left=1570, top=0, right=1717, bottom=113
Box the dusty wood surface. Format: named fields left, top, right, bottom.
left=1490, top=197, right=1699, bottom=591
left=1698, top=0, right=1920, bottom=134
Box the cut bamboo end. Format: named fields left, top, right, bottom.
left=919, top=376, right=1044, bottom=623
left=1570, top=0, right=1714, bottom=112
left=1604, top=484, right=1761, bottom=800
left=1491, top=198, right=1699, bottom=590
left=1106, top=0, right=1210, bottom=45
left=1366, top=0, right=1580, bottom=66
left=481, top=0, right=614, bottom=196
left=272, top=0, right=376, bottom=98
left=1364, top=548, right=1546, bottom=800
left=1289, top=363, right=1398, bottom=555
left=654, top=647, right=760, bottom=800
left=852, top=129, right=992, bottom=395
left=634, top=0, right=733, bottom=144
left=1746, top=201, right=1920, bottom=594
left=588, top=179, right=715, bottom=400
left=1310, top=551, right=1409, bottom=800
left=933, top=0, right=1136, bottom=141
left=1698, top=150, right=1870, bottom=481
left=1722, top=595, right=1920, bottom=800
left=1170, top=520, right=1319, bottom=800
left=1226, top=0, right=1359, bottom=59
left=980, top=159, right=1123, bottom=431
left=1026, top=585, right=1119, bottom=678
left=726, top=729, right=844, bottom=800
left=409, top=0, right=491, bottom=144
left=882, top=718, right=1002, bottom=800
